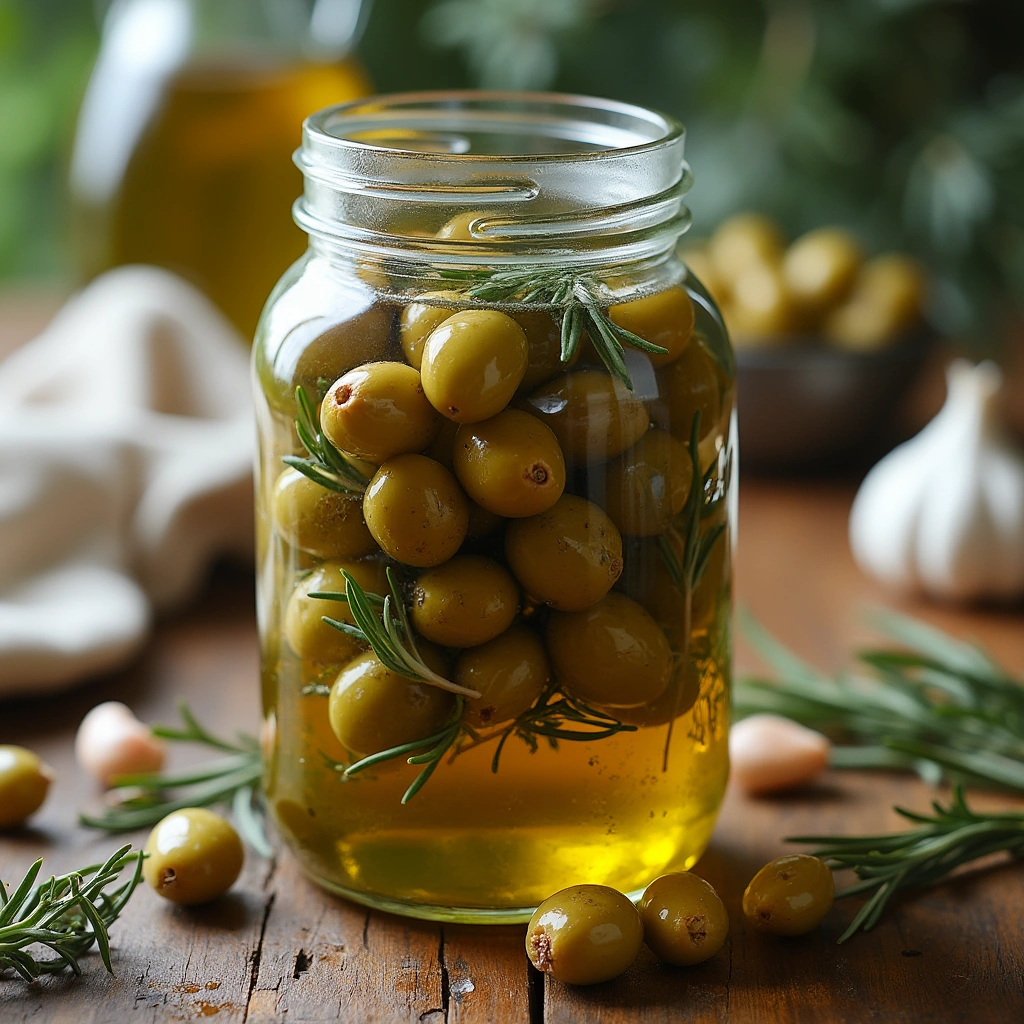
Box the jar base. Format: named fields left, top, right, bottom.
left=297, top=864, right=653, bottom=924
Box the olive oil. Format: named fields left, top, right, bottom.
left=71, top=59, right=371, bottom=339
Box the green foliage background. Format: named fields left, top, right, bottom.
left=2, top=0, right=1022, bottom=342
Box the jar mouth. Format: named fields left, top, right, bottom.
left=295, top=90, right=691, bottom=269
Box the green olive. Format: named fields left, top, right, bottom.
left=363, top=454, right=469, bottom=567
left=320, top=361, right=441, bottom=464
left=0, top=745, right=53, bottom=829
left=708, top=213, right=784, bottom=285
left=400, top=291, right=466, bottom=369
left=514, top=311, right=581, bottom=389
left=505, top=495, right=623, bottom=611
left=425, top=417, right=459, bottom=470
left=456, top=625, right=549, bottom=728
left=142, top=807, right=244, bottom=905
left=650, top=336, right=724, bottom=443
left=613, top=659, right=702, bottom=727
left=421, top=310, right=529, bottom=423
left=328, top=647, right=455, bottom=757
left=782, top=227, right=862, bottom=315
left=727, top=264, right=799, bottom=342
left=261, top=303, right=396, bottom=415
left=639, top=872, right=729, bottom=966
left=742, top=855, right=834, bottom=937
left=527, top=884, right=644, bottom=985
left=547, top=592, right=672, bottom=707
left=410, top=555, right=519, bottom=647
left=608, top=286, right=695, bottom=368
left=524, top=369, right=650, bottom=464
left=604, top=430, right=692, bottom=537
left=271, top=468, right=377, bottom=560
left=453, top=409, right=566, bottom=518
left=283, top=560, right=386, bottom=662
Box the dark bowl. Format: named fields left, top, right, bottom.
left=735, top=329, right=934, bottom=475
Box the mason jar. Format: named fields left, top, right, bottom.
left=254, top=92, right=736, bottom=922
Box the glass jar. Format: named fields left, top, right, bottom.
left=255, top=92, right=736, bottom=922
left=69, top=0, right=373, bottom=338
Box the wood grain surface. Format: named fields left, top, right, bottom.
left=2, top=479, right=1023, bottom=1018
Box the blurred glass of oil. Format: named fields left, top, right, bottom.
left=69, top=0, right=373, bottom=339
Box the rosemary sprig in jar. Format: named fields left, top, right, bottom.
left=78, top=704, right=270, bottom=857
left=283, top=385, right=369, bottom=494
left=0, top=845, right=143, bottom=981
left=439, top=266, right=669, bottom=391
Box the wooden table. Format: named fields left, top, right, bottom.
left=2, top=477, right=1022, bottom=1023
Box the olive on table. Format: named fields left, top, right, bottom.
left=708, top=212, right=784, bottom=285
left=650, top=335, right=724, bottom=443
left=505, top=494, right=623, bottom=611
left=453, top=409, right=566, bottom=518
left=639, top=871, right=729, bottom=966
left=742, top=854, right=834, bottom=937
left=421, top=310, right=529, bottom=423
left=604, top=430, right=692, bottom=536
left=514, top=311, right=581, bottom=389
left=457, top=625, right=549, bottom=728
left=271, top=468, right=376, bottom=560
left=411, top=555, right=519, bottom=648
left=328, top=646, right=455, bottom=758
left=0, top=745, right=53, bottom=829
left=526, top=884, right=644, bottom=985
left=363, top=454, right=469, bottom=567
left=547, top=592, right=672, bottom=708
left=143, top=807, right=244, bottom=905
left=284, top=560, right=387, bottom=663
left=608, top=286, right=695, bottom=368
left=782, top=227, right=862, bottom=315
left=400, top=291, right=466, bottom=369
left=524, top=368, right=649, bottom=464
left=320, top=361, right=441, bottom=464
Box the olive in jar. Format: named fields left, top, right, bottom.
left=320, top=361, right=441, bottom=464
left=742, top=855, right=834, bottom=937
left=421, top=310, right=528, bottom=423
left=400, top=291, right=466, bottom=369
left=283, top=560, right=387, bottom=663
left=547, top=592, right=672, bottom=707
left=328, top=646, right=455, bottom=758
left=453, top=409, right=565, bottom=518
left=410, top=555, right=519, bottom=648
left=363, top=454, right=469, bottom=567
left=514, top=310, right=581, bottom=389
left=613, top=658, right=702, bottom=727
left=608, top=286, right=695, bottom=368
left=271, top=468, right=376, bottom=560
left=524, top=368, right=649, bottom=464
left=604, top=430, right=692, bottom=536
left=457, top=625, right=549, bottom=728
left=505, top=494, right=623, bottom=611
left=527, top=884, right=644, bottom=985
left=650, top=335, right=724, bottom=443
left=639, top=872, right=729, bottom=966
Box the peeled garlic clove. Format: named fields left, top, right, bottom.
left=75, top=701, right=166, bottom=787
left=730, top=714, right=830, bottom=796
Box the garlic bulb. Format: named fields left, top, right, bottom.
left=730, top=714, right=830, bottom=795
left=75, top=701, right=166, bottom=786
left=849, top=359, right=1024, bottom=601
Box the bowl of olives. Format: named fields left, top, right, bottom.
left=685, top=214, right=934, bottom=473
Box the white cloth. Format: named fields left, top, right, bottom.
left=0, top=266, right=254, bottom=697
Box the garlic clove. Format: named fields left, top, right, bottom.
left=729, top=714, right=830, bottom=796
left=75, top=701, right=166, bottom=787
left=850, top=360, right=1024, bottom=602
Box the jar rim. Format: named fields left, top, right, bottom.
left=303, top=90, right=686, bottom=163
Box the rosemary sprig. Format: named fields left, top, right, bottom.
left=0, top=845, right=143, bottom=981
left=282, top=385, right=369, bottom=494
left=440, top=267, right=669, bottom=391
left=78, top=703, right=271, bottom=858
left=311, top=567, right=481, bottom=698
left=735, top=610, right=1024, bottom=792
left=489, top=683, right=638, bottom=773
left=341, top=697, right=466, bottom=805
left=789, top=785, right=1024, bottom=942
